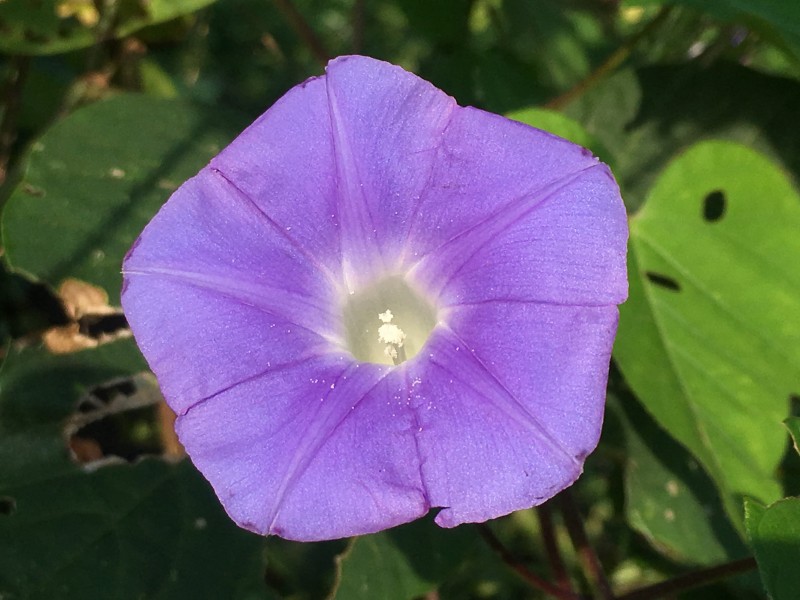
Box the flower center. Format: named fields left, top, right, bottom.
left=342, top=275, right=437, bottom=366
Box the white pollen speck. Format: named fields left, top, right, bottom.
left=378, top=309, right=394, bottom=323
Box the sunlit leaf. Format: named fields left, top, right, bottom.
left=615, top=141, right=800, bottom=528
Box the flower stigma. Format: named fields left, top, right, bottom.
left=342, top=275, right=436, bottom=366
left=377, top=309, right=407, bottom=365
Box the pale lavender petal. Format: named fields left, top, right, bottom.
left=398, top=107, right=601, bottom=267
left=323, top=56, right=455, bottom=286
left=123, top=276, right=328, bottom=415
left=209, top=75, right=341, bottom=277
left=176, top=357, right=428, bottom=541
left=122, top=170, right=340, bottom=414
left=408, top=302, right=618, bottom=527
left=125, top=168, right=340, bottom=334
left=411, top=163, right=628, bottom=306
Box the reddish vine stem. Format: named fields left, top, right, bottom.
left=557, top=490, right=615, bottom=600
left=617, top=557, right=757, bottom=600
left=272, top=0, right=330, bottom=66
left=476, top=523, right=588, bottom=600
left=545, top=6, right=673, bottom=110
left=537, top=502, right=574, bottom=593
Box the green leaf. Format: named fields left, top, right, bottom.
left=613, top=394, right=746, bottom=564
left=614, top=141, right=800, bottom=529
left=2, top=94, right=245, bottom=304
left=786, top=417, right=800, bottom=457
left=745, top=497, right=800, bottom=600
left=0, top=341, right=269, bottom=599
left=332, top=517, right=478, bottom=600
left=506, top=106, right=615, bottom=169
left=0, top=0, right=218, bottom=55
left=0, top=459, right=269, bottom=600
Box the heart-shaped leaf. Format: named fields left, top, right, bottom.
left=615, top=141, right=800, bottom=528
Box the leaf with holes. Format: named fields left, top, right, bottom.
left=2, top=94, right=245, bottom=305
left=745, top=497, right=800, bottom=600
left=614, top=141, right=800, bottom=529
left=0, top=341, right=269, bottom=599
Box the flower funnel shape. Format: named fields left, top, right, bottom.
left=122, top=55, right=628, bottom=541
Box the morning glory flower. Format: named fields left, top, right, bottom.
left=122, top=55, right=628, bottom=542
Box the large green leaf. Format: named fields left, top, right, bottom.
left=332, top=516, right=478, bottom=600
left=0, top=0, right=217, bottom=55
left=2, top=93, right=245, bottom=304
left=614, top=141, right=800, bottom=528
left=0, top=341, right=269, bottom=599
left=745, top=497, right=800, bottom=600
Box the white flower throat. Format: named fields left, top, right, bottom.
left=342, top=275, right=436, bottom=366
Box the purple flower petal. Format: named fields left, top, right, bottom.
left=123, top=170, right=338, bottom=414
left=175, top=358, right=429, bottom=541
left=412, top=162, right=628, bottom=306
left=122, top=55, right=628, bottom=541
left=397, top=107, right=602, bottom=265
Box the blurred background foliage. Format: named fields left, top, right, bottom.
left=1, top=0, right=799, bottom=599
